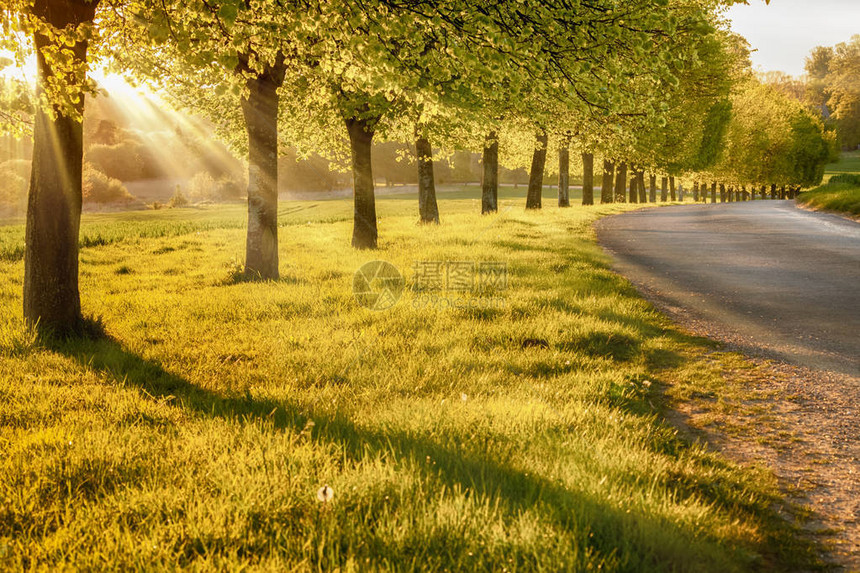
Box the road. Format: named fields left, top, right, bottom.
left=596, top=200, right=860, bottom=379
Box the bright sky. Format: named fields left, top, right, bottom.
left=725, top=0, right=860, bottom=77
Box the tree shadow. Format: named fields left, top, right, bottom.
left=44, top=323, right=821, bottom=571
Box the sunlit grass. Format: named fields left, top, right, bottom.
left=0, top=196, right=820, bottom=570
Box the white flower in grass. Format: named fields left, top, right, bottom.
left=460, top=393, right=468, bottom=402
left=317, top=484, right=334, bottom=503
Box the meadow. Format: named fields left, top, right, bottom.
left=0, top=186, right=819, bottom=571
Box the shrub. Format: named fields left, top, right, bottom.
left=83, top=164, right=135, bottom=204
left=188, top=171, right=244, bottom=203
left=168, top=186, right=190, bottom=208
left=828, top=173, right=860, bottom=186
left=86, top=140, right=146, bottom=182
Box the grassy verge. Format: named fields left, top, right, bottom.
left=0, top=194, right=820, bottom=570
left=797, top=182, right=860, bottom=217
left=798, top=152, right=860, bottom=217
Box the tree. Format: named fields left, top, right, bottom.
left=415, top=128, right=439, bottom=224
left=111, top=0, right=312, bottom=278
left=4, top=0, right=100, bottom=335
left=805, top=46, right=833, bottom=116
left=525, top=129, right=547, bottom=209
left=826, top=36, right=860, bottom=150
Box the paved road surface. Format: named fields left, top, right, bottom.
left=596, top=200, right=860, bottom=379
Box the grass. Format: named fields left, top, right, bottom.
left=798, top=151, right=860, bottom=216
left=822, top=150, right=860, bottom=180
left=0, top=188, right=822, bottom=571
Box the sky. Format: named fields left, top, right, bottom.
left=725, top=0, right=860, bottom=77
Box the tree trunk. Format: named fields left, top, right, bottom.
left=416, top=134, right=439, bottom=223
left=481, top=131, right=498, bottom=214
left=669, top=176, right=676, bottom=201
left=638, top=171, right=647, bottom=203
left=779, top=186, right=786, bottom=200
left=649, top=174, right=657, bottom=203
left=526, top=129, right=548, bottom=209
left=615, top=162, right=628, bottom=202
left=24, top=0, right=99, bottom=335
left=601, top=159, right=614, bottom=203
left=558, top=140, right=570, bottom=207
left=346, top=117, right=378, bottom=249
left=628, top=166, right=638, bottom=203
left=711, top=182, right=717, bottom=203
left=661, top=177, right=668, bottom=202
left=693, top=182, right=699, bottom=202
left=241, top=65, right=283, bottom=280
left=770, top=184, right=777, bottom=199
left=760, top=185, right=766, bottom=200
left=581, top=152, right=594, bottom=206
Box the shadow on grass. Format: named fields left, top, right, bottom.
left=42, top=320, right=824, bottom=572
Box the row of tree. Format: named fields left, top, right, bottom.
left=2, top=0, right=835, bottom=336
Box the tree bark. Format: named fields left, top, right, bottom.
left=581, top=152, right=595, bottom=206
left=24, top=0, right=99, bottom=335
left=649, top=174, right=657, bottom=203
left=558, top=140, right=570, bottom=207
left=779, top=186, right=786, bottom=200
left=711, top=182, right=717, bottom=203
left=770, top=184, right=777, bottom=199
left=240, top=61, right=284, bottom=280
left=526, top=129, right=548, bottom=209
left=601, top=159, right=614, bottom=204
left=481, top=131, right=498, bottom=214
left=760, top=185, right=767, bottom=200
left=346, top=117, right=378, bottom=249
left=661, top=177, right=668, bottom=202
left=638, top=171, right=647, bottom=203
left=627, top=166, right=637, bottom=203
left=416, top=134, right=439, bottom=223
left=615, top=162, right=628, bottom=203
left=693, top=182, right=699, bottom=202
left=669, top=176, right=676, bottom=201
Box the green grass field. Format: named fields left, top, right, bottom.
left=798, top=151, right=860, bottom=216
left=0, top=189, right=819, bottom=570
left=823, top=150, right=860, bottom=180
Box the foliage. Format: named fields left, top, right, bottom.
left=187, top=171, right=243, bottom=203
left=168, top=185, right=189, bottom=208
left=826, top=35, right=860, bottom=150
left=713, top=80, right=834, bottom=187
left=86, top=139, right=145, bottom=181
left=0, top=159, right=28, bottom=212
left=804, top=36, right=860, bottom=150
left=82, top=163, right=135, bottom=204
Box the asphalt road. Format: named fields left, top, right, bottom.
left=596, top=200, right=860, bottom=379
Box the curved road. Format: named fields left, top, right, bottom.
left=596, top=200, right=860, bottom=379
